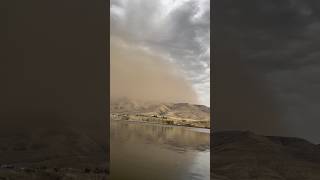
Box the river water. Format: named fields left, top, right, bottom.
left=110, top=121, right=210, bottom=180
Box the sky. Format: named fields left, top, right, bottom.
left=110, top=0, right=210, bottom=106
left=213, top=0, right=320, bottom=143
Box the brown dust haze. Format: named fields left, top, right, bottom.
left=110, top=38, right=198, bottom=104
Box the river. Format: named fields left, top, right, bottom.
left=110, top=121, right=210, bottom=180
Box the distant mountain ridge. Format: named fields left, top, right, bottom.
left=110, top=97, right=210, bottom=121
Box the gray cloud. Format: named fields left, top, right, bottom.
left=214, top=0, right=320, bottom=143
left=110, top=0, right=210, bottom=106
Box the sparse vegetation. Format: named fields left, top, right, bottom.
left=110, top=98, right=210, bottom=129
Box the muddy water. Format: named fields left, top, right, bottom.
left=110, top=121, right=210, bottom=180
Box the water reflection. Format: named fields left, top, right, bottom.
left=110, top=121, right=210, bottom=180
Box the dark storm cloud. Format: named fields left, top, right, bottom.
left=110, top=0, right=210, bottom=105
left=214, top=0, right=320, bottom=142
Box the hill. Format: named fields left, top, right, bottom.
left=110, top=97, right=210, bottom=128
left=212, top=131, right=320, bottom=180
left=0, top=128, right=108, bottom=179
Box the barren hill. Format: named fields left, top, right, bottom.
left=212, top=131, right=320, bottom=180
left=0, top=128, right=108, bottom=179
left=110, top=97, right=210, bottom=128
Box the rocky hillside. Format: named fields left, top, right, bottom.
left=110, top=97, right=210, bottom=128
left=110, top=97, right=210, bottom=120
left=212, top=131, right=320, bottom=180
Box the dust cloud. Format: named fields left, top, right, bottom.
left=212, top=40, right=287, bottom=136
left=110, top=37, right=198, bottom=104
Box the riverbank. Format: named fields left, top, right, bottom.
left=111, top=113, right=210, bottom=129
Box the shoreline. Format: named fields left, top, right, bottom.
left=111, top=118, right=211, bottom=130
